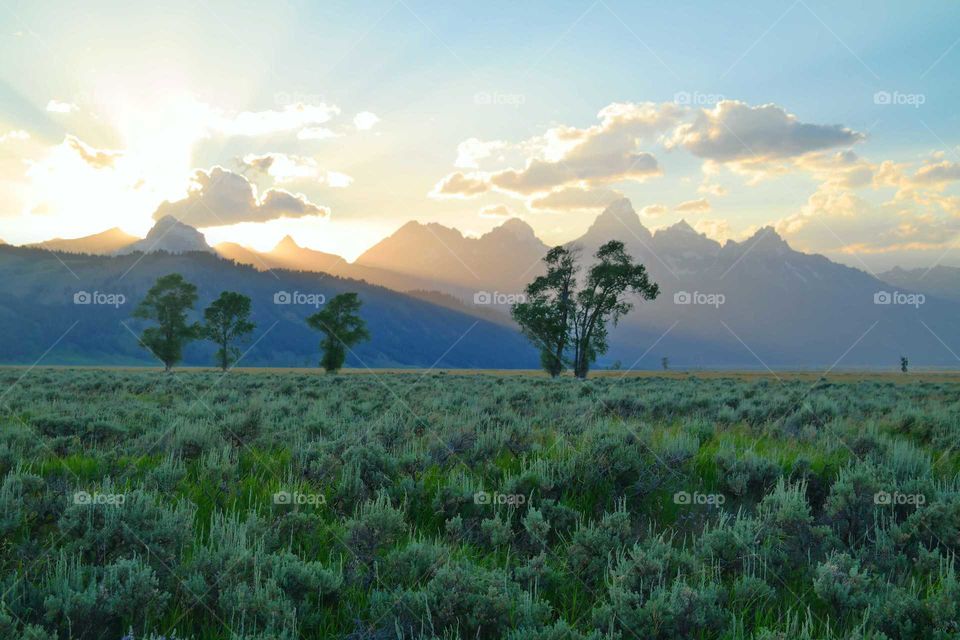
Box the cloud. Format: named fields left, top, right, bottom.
left=240, top=152, right=352, bottom=187
left=675, top=197, right=711, bottom=214
left=65, top=135, right=123, bottom=169
left=434, top=101, right=676, bottom=200
left=430, top=171, right=489, bottom=198
left=455, top=138, right=507, bottom=169
left=0, top=130, right=29, bottom=143
left=213, top=103, right=340, bottom=137
left=479, top=204, right=512, bottom=218
left=297, top=127, right=339, bottom=140
left=794, top=150, right=875, bottom=191
left=697, top=182, right=727, bottom=196
left=777, top=186, right=960, bottom=255
left=326, top=171, right=353, bottom=188
left=528, top=186, right=623, bottom=211
left=152, top=166, right=328, bottom=227
left=694, top=218, right=734, bottom=241
left=913, top=160, right=960, bottom=185
left=46, top=100, right=78, bottom=113
left=670, top=100, right=863, bottom=164
left=353, top=111, right=380, bottom=130
left=641, top=203, right=669, bottom=217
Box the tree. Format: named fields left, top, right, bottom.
left=662, top=356, right=669, bottom=371
left=306, top=293, right=370, bottom=373
left=570, top=241, right=659, bottom=379
left=513, top=241, right=659, bottom=380
left=900, top=356, right=909, bottom=373
left=510, top=246, right=578, bottom=377
left=201, top=291, right=255, bottom=371
left=134, top=274, right=200, bottom=371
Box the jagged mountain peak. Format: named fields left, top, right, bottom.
left=594, top=198, right=642, bottom=226
left=482, top=217, right=540, bottom=244
left=274, top=234, right=301, bottom=252
left=117, top=217, right=212, bottom=255
left=579, top=198, right=653, bottom=247
left=745, top=226, right=790, bottom=251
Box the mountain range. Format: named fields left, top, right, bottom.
left=4, top=198, right=960, bottom=369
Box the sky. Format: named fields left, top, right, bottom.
left=1, top=0, right=959, bottom=270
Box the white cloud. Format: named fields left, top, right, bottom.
left=46, top=100, right=78, bottom=113
left=479, top=204, right=512, bottom=218
left=697, top=182, right=727, bottom=196
left=675, top=197, right=711, bottom=214
left=326, top=171, right=353, bottom=188
left=297, top=127, right=339, bottom=141
left=694, top=218, right=734, bottom=241
left=641, top=203, right=669, bottom=217
left=430, top=171, right=489, bottom=198
left=670, top=100, right=863, bottom=163
left=777, top=187, right=960, bottom=255
left=913, top=160, right=960, bottom=185
left=0, top=130, right=29, bottom=143
left=152, top=166, right=328, bottom=227
left=213, top=103, right=340, bottom=137
left=64, top=135, right=123, bottom=169
left=14, top=135, right=158, bottom=241
left=455, top=137, right=507, bottom=169
left=240, top=153, right=353, bottom=188
left=434, top=101, right=676, bottom=200
left=353, top=111, right=380, bottom=131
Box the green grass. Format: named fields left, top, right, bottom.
left=0, top=368, right=958, bottom=639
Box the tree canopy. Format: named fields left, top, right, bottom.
left=201, top=291, right=255, bottom=371
left=512, top=241, right=659, bottom=379
left=307, top=292, right=370, bottom=372
left=133, top=273, right=201, bottom=371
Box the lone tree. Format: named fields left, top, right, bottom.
left=662, top=356, right=669, bottom=371
left=134, top=273, right=200, bottom=371
left=512, top=240, right=658, bottom=379
left=202, top=291, right=255, bottom=371
left=571, top=241, right=659, bottom=378
left=511, top=246, right=578, bottom=377
left=901, top=356, right=909, bottom=373
left=307, top=292, right=369, bottom=373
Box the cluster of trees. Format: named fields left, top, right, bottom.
left=511, top=240, right=659, bottom=379
left=134, top=273, right=368, bottom=373
left=135, top=240, right=655, bottom=379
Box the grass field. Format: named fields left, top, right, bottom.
left=0, top=368, right=958, bottom=639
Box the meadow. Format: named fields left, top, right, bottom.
left=0, top=368, right=958, bottom=639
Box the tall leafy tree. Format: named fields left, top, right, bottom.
left=202, top=291, right=255, bottom=371
left=511, top=246, right=578, bottom=377
left=307, top=293, right=370, bottom=373
left=571, top=241, right=658, bottom=378
left=134, top=274, right=200, bottom=371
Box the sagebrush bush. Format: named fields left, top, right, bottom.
left=0, top=370, right=957, bottom=639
